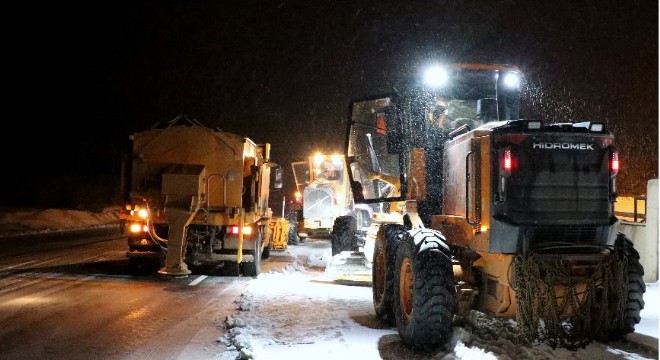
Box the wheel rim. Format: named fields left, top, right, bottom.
left=374, top=246, right=385, bottom=304
left=399, top=257, right=413, bottom=320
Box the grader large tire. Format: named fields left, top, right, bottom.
left=373, top=224, right=407, bottom=325
left=393, top=229, right=456, bottom=351
left=331, top=215, right=357, bottom=256
left=611, top=232, right=646, bottom=338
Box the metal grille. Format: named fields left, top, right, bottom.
left=529, top=225, right=598, bottom=248
left=303, top=189, right=334, bottom=218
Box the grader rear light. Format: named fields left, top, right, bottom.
left=610, top=151, right=619, bottom=174
left=502, top=148, right=514, bottom=174
left=609, top=151, right=619, bottom=197
left=498, top=147, right=515, bottom=201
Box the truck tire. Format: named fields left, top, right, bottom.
left=262, top=242, right=271, bottom=260
left=610, top=232, right=646, bottom=338
left=260, top=225, right=271, bottom=260
left=241, top=235, right=262, bottom=277
left=373, top=224, right=407, bottom=325
left=393, top=229, right=456, bottom=351
left=331, top=215, right=357, bottom=256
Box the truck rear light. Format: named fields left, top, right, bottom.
left=229, top=226, right=253, bottom=235
left=610, top=151, right=619, bottom=174
left=129, top=223, right=148, bottom=233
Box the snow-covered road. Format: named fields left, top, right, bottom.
left=219, top=239, right=659, bottom=360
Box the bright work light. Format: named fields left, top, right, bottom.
left=502, top=72, right=520, bottom=88
left=589, top=123, right=604, bottom=132
left=423, top=66, right=449, bottom=88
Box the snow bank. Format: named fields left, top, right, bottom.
left=0, top=206, right=120, bottom=237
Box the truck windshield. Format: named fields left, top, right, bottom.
left=419, top=67, right=521, bottom=124
left=347, top=97, right=403, bottom=203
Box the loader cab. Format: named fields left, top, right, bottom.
left=346, top=64, right=523, bottom=205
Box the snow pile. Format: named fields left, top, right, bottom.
left=305, top=251, right=331, bottom=268
left=0, top=206, right=120, bottom=237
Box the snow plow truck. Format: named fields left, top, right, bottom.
left=120, top=115, right=283, bottom=277
left=290, top=153, right=374, bottom=249
left=340, top=63, right=645, bottom=349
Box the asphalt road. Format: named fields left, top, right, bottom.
left=0, top=228, right=295, bottom=360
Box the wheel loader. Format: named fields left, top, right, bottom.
left=120, top=115, right=283, bottom=277
left=341, top=64, right=646, bottom=350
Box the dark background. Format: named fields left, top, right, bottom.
left=2, top=0, right=657, bottom=213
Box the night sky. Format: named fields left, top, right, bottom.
left=3, top=0, right=657, bottom=210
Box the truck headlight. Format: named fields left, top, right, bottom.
left=137, top=209, right=149, bottom=219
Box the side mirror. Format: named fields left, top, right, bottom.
left=270, top=165, right=283, bottom=190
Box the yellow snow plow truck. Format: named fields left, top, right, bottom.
left=120, top=115, right=283, bottom=277
left=290, top=153, right=375, bottom=245
left=341, top=64, right=645, bottom=350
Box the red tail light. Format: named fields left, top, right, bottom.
left=610, top=151, right=619, bottom=174
left=501, top=148, right=517, bottom=174
left=503, top=149, right=512, bottom=172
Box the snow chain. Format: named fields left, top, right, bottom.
left=512, top=249, right=628, bottom=349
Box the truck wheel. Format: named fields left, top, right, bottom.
left=260, top=225, right=271, bottom=260
left=262, top=242, right=271, bottom=260
left=393, top=229, right=456, bottom=351
left=373, top=224, right=407, bottom=325
left=609, top=232, right=646, bottom=338
left=241, top=235, right=262, bottom=278
left=331, top=215, right=357, bottom=256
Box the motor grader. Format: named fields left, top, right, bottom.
left=120, top=115, right=283, bottom=277
left=341, top=64, right=646, bottom=350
